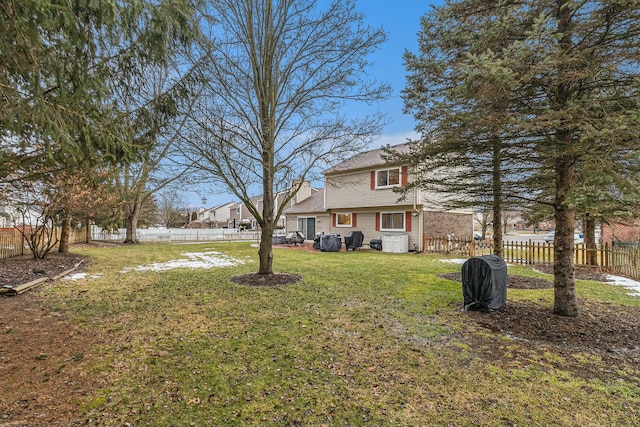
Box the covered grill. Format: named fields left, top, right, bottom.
left=369, top=239, right=382, bottom=251
left=461, top=255, right=507, bottom=312
left=344, top=231, right=364, bottom=250
left=320, top=234, right=341, bottom=252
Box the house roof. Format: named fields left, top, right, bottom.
left=324, top=143, right=410, bottom=175
left=283, top=188, right=325, bottom=214
left=212, top=201, right=236, bottom=210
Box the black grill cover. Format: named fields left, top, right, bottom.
left=461, top=255, right=507, bottom=312
left=344, top=231, right=364, bottom=250
left=320, top=234, right=342, bottom=252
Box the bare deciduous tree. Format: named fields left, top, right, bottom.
left=114, top=65, right=201, bottom=243
left=157, top=189, right=187, bottom=229
left=6, top=180, right=60, bottom=259
left=182, top=0, right=390, bottom=275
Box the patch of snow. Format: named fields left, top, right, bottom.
left=439, top=258, right=468, bottom=265
left=64, top=273, right=102, bottom=281
left=173, top=242, right=214, bottom=245
left=121, top=251, right=244, bottom=273
left=604, top=274, right=640, bottom=297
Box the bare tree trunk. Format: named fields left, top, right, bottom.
left=84, top=218, right=92, bottom=244
left=474, top=209, right=490, bottom=239
left=584, top=214, right=597, bottom=266
left=492, top=135, right=503, bottom=257
left=552, top=0, right=579, bottom=317
left=59, top=216, right=70, bottom=253
left=553, top=156, right=579, bottom=317
left=258, top=222, right=275, bottom=275
left=258, top=134, right=275, bottom=274
left=123, top=203, right=141, bottom=244
left=492, top=206, right=503, bottom=257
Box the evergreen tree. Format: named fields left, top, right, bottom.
left=395, top=0, right=537, bottom=257
left=0, top=0, right=200, bottom=179
left=403, top=0, right=640, bottom=316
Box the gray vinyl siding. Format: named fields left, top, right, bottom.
left=326, top=211, right=421, bottom=252
left=325, top=169, right=416, bottom=209
left=285, top=213, right=331, bottom=238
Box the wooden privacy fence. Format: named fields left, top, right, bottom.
left=0, top=228, right=24, bottom=259
left=423, top=235, right=640, bottom=281
left=0, top=227, right=87, bottom=260
left=611, top=242, right=640, bottom=280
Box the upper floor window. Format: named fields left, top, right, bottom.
left=376, top=167, right=401, bottom=188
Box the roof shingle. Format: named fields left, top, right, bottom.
left=324, top=143, right=410, bottom=174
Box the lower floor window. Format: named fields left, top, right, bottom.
left=381, top=212, right=404, bottom=231
left=336, top=213, right=352, bottom=227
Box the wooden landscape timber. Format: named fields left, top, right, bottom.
left=0, top=259, right=84, bottom=296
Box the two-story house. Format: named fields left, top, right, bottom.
left=228, top=201, right=255, bottom=229
left=228, top=181, right=319, bottom=230
left=194, top=202, right=236, bottom=228
left=284, top=143, right=473, bottom=252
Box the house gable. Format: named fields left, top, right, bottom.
left=322, top=144, right=414, bottom=210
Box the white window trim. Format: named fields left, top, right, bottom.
left=336, top=212, right=353, bottom=228
left=380, top=211, right=405, bottom=231
left=375, top=167, right=402, bottom=189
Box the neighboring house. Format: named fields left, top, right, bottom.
left=0, top=206, right=11, bottom=227
left=0, top=202, right=40, bottom=228
left=228, top=198, right=260, bottom=230
left=284, top=143, right=473, bottom=252
left=602, top=219, right=640, bottom=246
left=229, top=181, right=319, bottom=230
left=283, top=188, right=329, bottom=239
left=228, top=202, right=242, bottom=229
left=194, top=202, right=236, bottom=228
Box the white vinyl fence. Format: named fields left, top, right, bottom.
left=92, top=228, right=264, bottom=243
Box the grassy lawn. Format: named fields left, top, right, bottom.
left=44, top=242, right=639, bottom=426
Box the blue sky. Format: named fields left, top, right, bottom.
left=185, top=0, right=441, bottom=208
left=353, top=0, right=438, bottom=144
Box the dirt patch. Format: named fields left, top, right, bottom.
left=1, top=251, right=100, bottom=426
left=0, top=252, right=87, bottom=289
left=467, top=299, right=640, bottom=354
left=230, top=272, right=303, bottom=286
left=0, top=293, right=102, bottom=427
left=464, top=299, right=640, bottom=381
left=441, top=265, right=640, bottom=380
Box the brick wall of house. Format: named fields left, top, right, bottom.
left=602, top=219, right=640, bottom=245
left=423, top=211, right=473, bottom=238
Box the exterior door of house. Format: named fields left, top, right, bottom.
left=298, top=217, right=316, bottom=240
